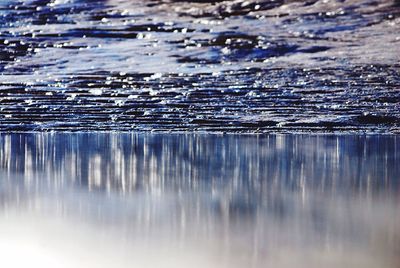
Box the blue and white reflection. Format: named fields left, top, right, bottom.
left=0, top=134, right=399, bottom=268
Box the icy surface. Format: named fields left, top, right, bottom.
left=0, top=0, right=399, bottom=132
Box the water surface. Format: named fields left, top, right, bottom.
left=0, top=133, right=399, bottom=267
left=0, top=0, right=399, bottom=132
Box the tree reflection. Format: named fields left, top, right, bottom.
left=0, top=134, right=398, bottom=195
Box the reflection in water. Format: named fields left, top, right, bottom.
left=0, top=134, right=399, bottom=268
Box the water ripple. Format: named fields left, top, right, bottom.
left=0, top=0, right=399, bottom=132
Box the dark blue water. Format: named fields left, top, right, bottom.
left=0, top=0, right=399, bottom=132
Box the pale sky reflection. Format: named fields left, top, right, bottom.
left=0, top=134, right=399, bottom=268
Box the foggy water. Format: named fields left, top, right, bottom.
left=0, top=133, right=399, bottom=267
left=0, top=0, right=399, bottom=132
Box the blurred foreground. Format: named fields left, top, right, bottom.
left=0, top=133, right=399, bottom=268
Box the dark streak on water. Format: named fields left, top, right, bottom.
left=0, top=0, right=399, bottom=132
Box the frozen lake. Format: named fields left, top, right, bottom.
left=0, top=133, right=399, bottom=267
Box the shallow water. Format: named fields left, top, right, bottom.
left=0, top=133, right=399, bottom=268
left=0, top=0, right=399, bottom=132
